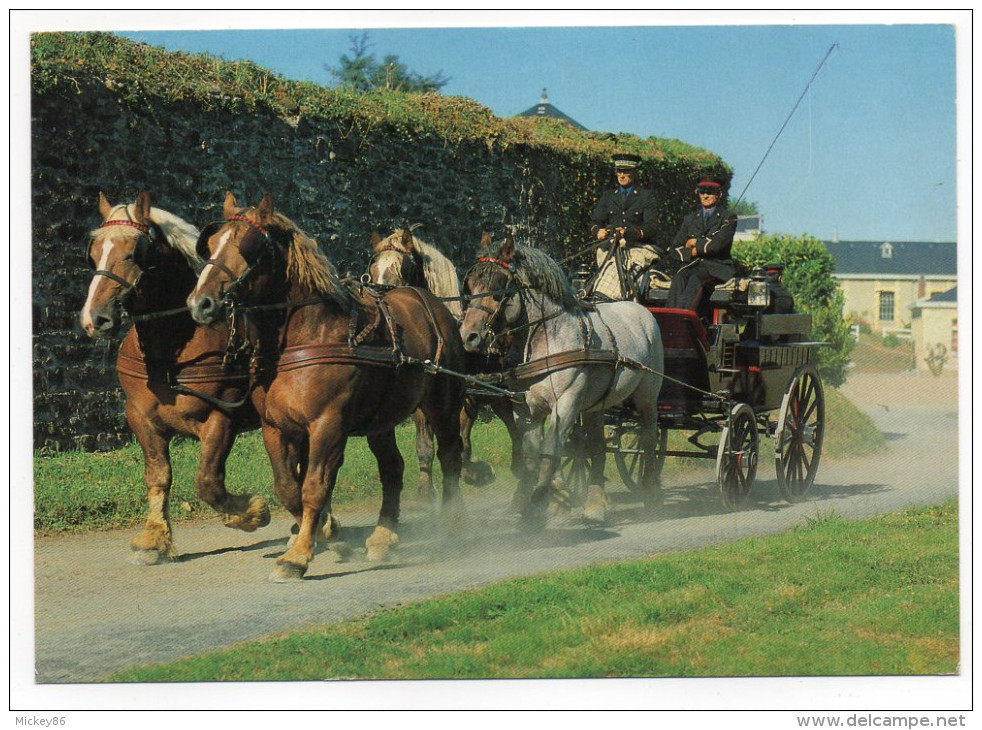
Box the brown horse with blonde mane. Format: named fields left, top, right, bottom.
left=367, top=227, right=522, bottom=493
left=187, top=193, right=466, bottom=581
left=80, top=191, right=271, bottom=565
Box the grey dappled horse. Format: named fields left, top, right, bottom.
left=460, top=232, right=664, bottom=528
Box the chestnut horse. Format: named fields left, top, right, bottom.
left=187, top=193, right=466, bottom=581
left=80, top=191, right=270, bottom=564
left=367, top=227, right=522, bottom=493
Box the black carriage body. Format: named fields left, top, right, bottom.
left=650, top=307, right=817, bottom=417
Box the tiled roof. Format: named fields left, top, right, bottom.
left=823, top=241, right=957, bottom=277
left=515, top=89, right=588, bottom=131
left=929, top=286, right=958, bottom=303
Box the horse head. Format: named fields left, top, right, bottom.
left=187, top=191, right=281, bottom=325
left=368, top=227, right=425, bottom=288
left=459, top=231, right=524, bottom=354
left=80, top=191, right=190, bottom=338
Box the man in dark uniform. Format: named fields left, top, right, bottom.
left=665, top=178, right=737, bottom=311
left=586, top=152, right=660, bottom=300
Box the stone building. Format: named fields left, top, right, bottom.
left=823, top=240, right=957, bottom=335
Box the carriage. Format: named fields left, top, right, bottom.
left=561, top=263, right=828, bottom=511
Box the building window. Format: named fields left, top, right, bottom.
left=878, top=291, right=895, bottom=322
left=880, top=241, right=894, bottom=259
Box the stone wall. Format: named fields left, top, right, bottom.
left=32, top=75, right=720, bottom=452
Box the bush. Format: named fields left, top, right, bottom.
left=733, top=234, right=853, bottom=387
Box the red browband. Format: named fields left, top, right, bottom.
left=227, top=215, right=268, bottom=237
left=102, top=220, right=150, bottom=234
left=697, top=181, right=721, bottom=188
left=477, top=256, right=511, bottom=269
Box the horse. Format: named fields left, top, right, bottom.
left=367, top=227, right=522, bottom=493
left=459, top=232, right=664, bottom=528
left=79, top=191, right=271, bottom=565
left=187, top=192, right=466, bottom=581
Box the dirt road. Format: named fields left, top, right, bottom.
left=32, top=371, right=961, bottom=683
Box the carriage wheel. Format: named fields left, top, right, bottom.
left=611, top=420, right=667, bottom=493
left=775, top=364, right=825, bottom=503
left=716, top=403, right=758, bottom=510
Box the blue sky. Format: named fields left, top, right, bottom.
left=100, top=13, right=964, bottom=243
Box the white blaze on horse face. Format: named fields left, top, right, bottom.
left=196, top=229, right=234, bottom=293
left=374, top=253, right=402, bottom=286
left=80, top=239, right=116, bottom=332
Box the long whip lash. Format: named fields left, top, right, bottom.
left=733, top=42, right=838, bottom=206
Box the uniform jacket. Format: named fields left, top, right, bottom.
left=668, top=205, right=736, bottom=268
left=590, top=186, right=658, bottom=245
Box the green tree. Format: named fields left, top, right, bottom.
left=727, top=198, right=759, bottom=217
left=733, top=233, right=854, bottom=387
left=325, top=33, right=450, bottom=93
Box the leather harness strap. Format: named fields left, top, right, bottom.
left=504, top=348, right=620, bottom=386
left=276, top=343, right=400, bottom=373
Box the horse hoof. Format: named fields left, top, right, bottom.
left=222, top=494, right=271, bottom=532
left=325, top=542, right=353, bottom=563
left=269, top=562, right=307, bottom=582
left=463, top=461, right=495, bottom=487
left=583, top=485, right=609, bottom=525
left=318, top=514, right=341, bottom=543
left=519, top=503, right=548, bottom=533
left=365, top=526, right=399, bottom=562
left=130, top=549, right=172, bottom=566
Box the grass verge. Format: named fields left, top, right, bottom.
left=34, top=390, right=886, bottom=534
left=109, top=500, right=958, bottom=681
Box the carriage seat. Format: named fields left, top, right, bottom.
left=709, top=277, right=750, bottom=304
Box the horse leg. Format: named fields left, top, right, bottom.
left=264, top=426, right=341, bottom=549
left=364, top=429, right=404, bottom=562
left=270, top=422, right=346, bottom=582
left=196, top=413, right=270, bottom=533
left=127, top=411, right=176, bottom=564
left=523, top=395, right=582, bottom=527
left=421, top=394, right=465, bottom=526
left=634, top=400, right=663, bottom=509
left=580, top=411, right=611, bottom=524
left=460, top=396, right=494, bottom=486
left=411, top=410, right=436, bottom=500
left=489, top=397, right=524, bottom=482
left=508, top=403, right=540, bottom=514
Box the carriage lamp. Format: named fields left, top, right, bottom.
left=747, top=269, right=771, bottom=308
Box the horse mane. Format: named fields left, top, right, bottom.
left=92, top=204, right=203, bottom=269
left=511, top=243, right=582, bottom=313
left=383, top=229, right=463, bottom=318
left=273, top=212, right=357, bottom=312
left=147, top=206, right=202, bottom=267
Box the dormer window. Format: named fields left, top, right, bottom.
left=880, top=241, right=894, bottom=259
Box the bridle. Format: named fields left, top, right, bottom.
left=87, top=219, right=157, bottom=295
left=462, top=257, right=527, bottom=348
left=367, top=244, right=425, bottom=288
left=196, top=214, right=278, bottom=309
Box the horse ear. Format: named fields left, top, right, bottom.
left=401, top=227, right=415, bottom=252
left=370, top=231, right=382, bottom=248
left=98, top=192, right=113, bottom=221
left=256, top=195, right=274, bottom=225
left=479, top=231, right=492, bottom=251
left=222, top=191, right=238, bottom=218
left=501, top=230, right=516, bottom=262
left=133, top=191, right=151, bottom=224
